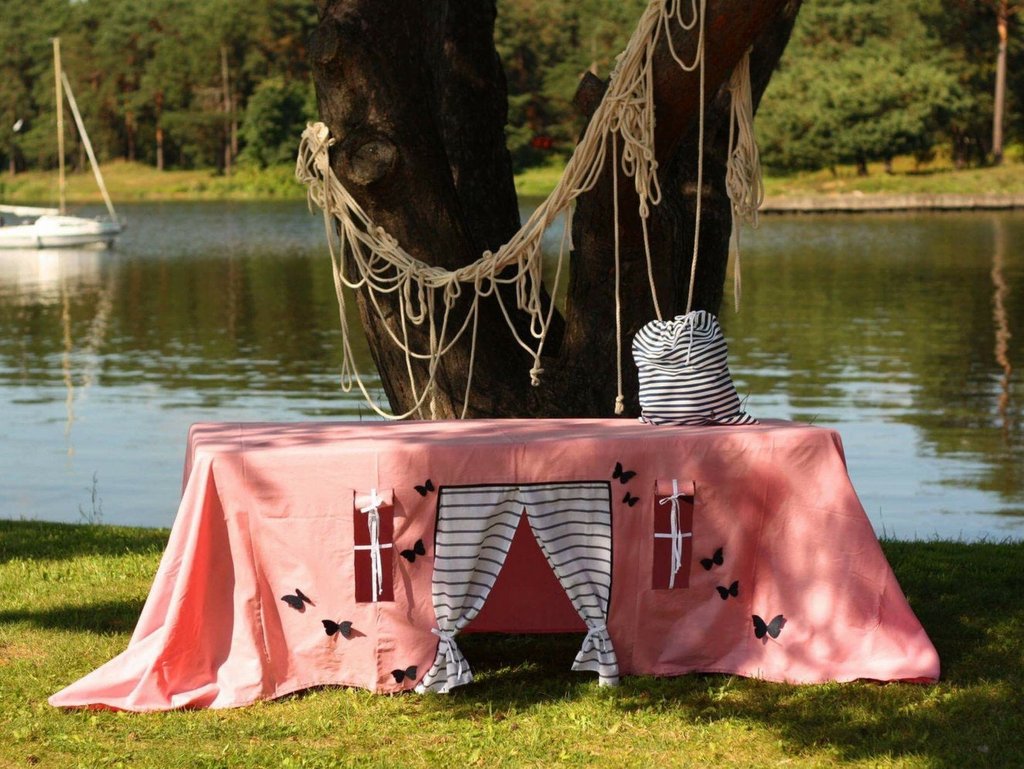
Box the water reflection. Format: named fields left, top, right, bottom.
left=0, top=247, right=103, bottom=302
left=0, top=203, right=1021, bottom=539
left=722, top=213, right=1023, bottom=539
left=991, top=217, right=1013, bottom=436
left=0, top=203, right=379, bottom=528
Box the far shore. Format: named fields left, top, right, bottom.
left=5, top=156, right=1024, bottom=215
left=762, top=192, right=1024, bottom=214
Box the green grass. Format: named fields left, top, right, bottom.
left=762, top=152, right=1024, bottom=197
left=513, top=146, right=1024, bottom=201
left=5, top=149, right=1024, bottom=207
left=2, top=520, right=1023, bottom=768
left=0, top=161, right=306, bottom=205
left=514, top=155, right=570, bottom=200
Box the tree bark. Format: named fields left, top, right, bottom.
left=155, top=91, right=165, bottom=172
left=993, top=0, right=1009, bottom=166
left=221, top=45, right=233, bottom=176
left=310, top=0, right=801, bottom=419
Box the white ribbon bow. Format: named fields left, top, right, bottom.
left=432, top=627, right=464, bottom=682
left=583, top=622, right=610, bottom=654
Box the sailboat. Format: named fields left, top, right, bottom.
left=0, top=39, right=122, bottom=250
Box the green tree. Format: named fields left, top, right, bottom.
left=0, top=0, right=318, bottom=173
left=758, top=0, right=968, bottom=174
left=926, top=0, right=1024, bottom=166
left=495, top=0, right=649, bottom=169
left=0, top=0, right=69, bottom=172
left=240, top=77, right=314, bottom=167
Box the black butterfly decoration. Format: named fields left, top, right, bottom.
left=700, top=547, right=724, bottom=570
left=612, top=462, right=637, bottom=484
left=414, top=479, right=435, bottom=497
left=716, top=580, right=739, bottom=600
left=322, top=619, right=353, bottom=638
left=391, top=665, right=418, bottom=683
left=400, top=539, right=427, bottom=562
left=622, top=491, right=639, bottom=507
left=752, top=614, right=786, bottom=640
left=280, top=588, right=313, bottom=611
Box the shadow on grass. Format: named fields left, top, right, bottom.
left=431, top=540, right=1024, bottom=769
left=6, top=521, right=1022, bottom=767
left=0, top=598, right=146, bottom=634
left=0, top=520, right=169, bottom=564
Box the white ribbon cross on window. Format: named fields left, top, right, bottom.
left=657, top=479, right=692, bottom=588
left=356, top=488, right=391, bottom=602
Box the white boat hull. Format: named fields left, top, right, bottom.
left=0, top=215, right=122, bottom=249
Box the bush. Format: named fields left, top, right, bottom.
left=240, top=78, right=315, bottom=168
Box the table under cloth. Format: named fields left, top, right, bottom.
left=50, top=419, right=939, bottom=711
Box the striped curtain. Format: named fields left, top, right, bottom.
left=418, top=483, right=618, bottom=693
left=632, top=310, right=757, bottom=426
left=520, top=483, right=618, bottom=686
left=416, top=485, right=521, bottom=693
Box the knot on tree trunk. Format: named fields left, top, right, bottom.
left=346, top=137, right=399, bottom=186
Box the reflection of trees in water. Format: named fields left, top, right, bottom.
left=724, top=214, right=1024, bottom=506
left=61, top=269, right=74, bottom=458
left=57, top=258, right=116, bottom=458
left=0, top=250, right=361, bottom=410
left=992, top=216, right=1013, bottom=437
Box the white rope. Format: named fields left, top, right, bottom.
left=683, top=0, right=707, bottom=315
left=725, top=49, right=764, bottom=313
left=297, top=0, right=763, bottom=418
left=612, top=138, right=625, bottom=416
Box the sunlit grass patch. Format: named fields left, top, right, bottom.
left=5, top=150, right=1024, bottom=208
left=1, top=521, right=1023, bottom=768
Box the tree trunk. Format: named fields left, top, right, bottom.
left=221, top=44, right=233, bottom=176
left=125, top=112, right=136, bottom=163
left=310, top=0, right=801, bottom=419
left=156, top=92, right=165, bottom=172
left=993, top=0, right=1008, bottom=166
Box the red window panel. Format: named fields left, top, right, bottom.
left=353, top=489, right=395, bottom=603
left=652, top=479, right=694, bottom=590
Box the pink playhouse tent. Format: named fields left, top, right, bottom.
left=50, top=418, right=939, bottom=710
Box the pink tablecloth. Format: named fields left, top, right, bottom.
left=51, top=419, right=939, bottom=710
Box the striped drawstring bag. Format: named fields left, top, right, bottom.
left=631, top=310, right=757, bottom=426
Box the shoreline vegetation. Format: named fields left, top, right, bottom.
left=1, top=519, right=1022, bottom=767
left=4, top=151, right=1024, bottom=214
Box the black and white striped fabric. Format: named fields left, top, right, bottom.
left=631, top=310, right=757, bottom=426
left=416, top=483, right=617, bottom=693
left=520, top=483, right=618, bottom=686
left=416, top=485, right=521, bottom=693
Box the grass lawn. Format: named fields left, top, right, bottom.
left=1, top=520, right=1022, bottom=768
left=0, top=161, right=304, bottom=204
left=6, top=150, right=1024, bottom=208
left=762, top=152, right=1024, bottom=197
left=515, top=149, right=1024, bottom=200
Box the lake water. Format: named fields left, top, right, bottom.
left=0, top=202, right=1020, bottom=540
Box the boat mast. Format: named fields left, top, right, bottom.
left=53, top=38, right=66, bottom=215
left=61, top=72, right=118, bottom=223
